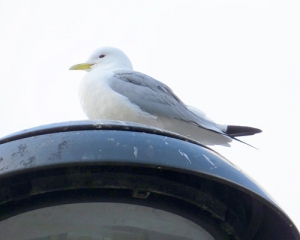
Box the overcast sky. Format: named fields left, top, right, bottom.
left=0, top=0, right=299, bottom=231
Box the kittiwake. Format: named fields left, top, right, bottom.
left=69, top=46, right=261, bottom=146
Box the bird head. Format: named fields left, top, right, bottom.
left=69, top=46, right=133, bottom=72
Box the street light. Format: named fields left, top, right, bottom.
left=0, top=121, right=299, bottom=239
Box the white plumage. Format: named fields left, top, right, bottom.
left=70, top=46, right=261, bottom=146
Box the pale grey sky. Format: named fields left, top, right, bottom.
left=0, top=0, right=299, bottom=230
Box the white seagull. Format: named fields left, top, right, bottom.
left=70, top=46, right=261, bottom=146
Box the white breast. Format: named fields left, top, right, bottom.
left=79, top=70, right=157, bottom=122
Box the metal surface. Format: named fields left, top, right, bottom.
left=0, top=120, right=299, bottom=240
left=0, top=121, right=269, bottom=198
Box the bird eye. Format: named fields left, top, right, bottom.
left=99, top=55, right=106, bottom=58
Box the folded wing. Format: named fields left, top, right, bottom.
left=109, top=70, right=223, bottom=134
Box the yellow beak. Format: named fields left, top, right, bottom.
left=69, top=63, right=94, bottom=70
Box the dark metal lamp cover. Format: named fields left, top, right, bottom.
left=0, top=120, right=299, bottom=240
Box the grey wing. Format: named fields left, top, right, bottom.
left=109, top=70, right=222, bottom=133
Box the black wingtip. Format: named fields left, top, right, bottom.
left=226, top=125, right=262, bottom=137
